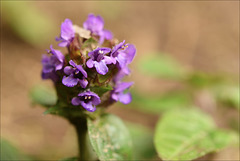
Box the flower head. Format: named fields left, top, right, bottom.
left=86, top=47, right=114, bottom=75
left=111, top=82, right=133, bottom=104
left=72, top=90, right=101, bottom=112
left=83, top=14, right=113, bottom=44
left=41, top=45, right=64, bottom=81
left=56, top=19, right=75, bottom=47
left=62, top=60, right=88, bottom=88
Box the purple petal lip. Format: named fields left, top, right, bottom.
left=114, top=82, right=134, bottom=93
left=123, top=44, right=136, bottom=64
left=111, top=81, right=133, bottom=105
left=111, top=40, right=126, bottom=56
left=56, top=18, right=75, bottom=47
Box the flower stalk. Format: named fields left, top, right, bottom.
left=69, top=117, right=95, bottom=160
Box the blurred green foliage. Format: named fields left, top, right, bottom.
left=130, top=90, right=192, bottom=113
left=154, top=109, right=233, bottom=160
left=138, top=53, right=187, bottom=80
left=2, top=1, right=55, bottom=47
left=30, top=84, right=57, bottom=107
left=126, top=123, right=157, bottom=159
left=0, top=138, right=31, bottom=161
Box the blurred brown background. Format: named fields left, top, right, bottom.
left=1, top=1, right=239, bottom=160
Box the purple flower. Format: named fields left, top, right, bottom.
left=83, top=13, right=113, bottom=44
left=111, top=41, right=136, bottom=69
left=71, top=91, right=101, bottom=112
left=56, top=19, right=75, bottom=47
left=41, top=45, right=64, bottom=81
left=83, top=14, right=104, bottom=34
left=86, top=47, right=114, bottom=75
left=111, top=82, right=133, bottom=104
left=62, top=60, right=88, bottom=88
left=113, top=66, right=131, bottom=83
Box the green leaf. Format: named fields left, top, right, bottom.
left=138, top=53, right=187, bottom=80
left=0, top=138, right=31, bottom=161
left=87, top=114, right=132, bottom=160
left=130, top=90, right=192, bottom=113
left=154, top=109, right=232, bottom=160
left=126, top=123, right=157, bottom=159
left=90, top=85, right=113, bottom=97
left=29, top=85, right=57, bottom=107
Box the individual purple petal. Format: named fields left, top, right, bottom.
left=113, top=66, right=131, bottom=83
left=115, top=82, right=134, bottom=93
left=116, top=52, right=127, bottom=68
left=103, top=56, right=115, bottom=65
left=83, top=14, right=104, bottom=33
left=86, top=59, right=94, bottom=68
left=111, top=93, right=119, bottom=102
left=42, top=72, right=59, bottom=82
left=102, top=29, right=113, bottom=40
left=123, top=44, right=136, bottom=64
left=111, top=40, right=125, bottom=56
left=81, top=102, right=96, bottom=112
left=79, top=79, right=88, bottom=88
left=64, top=66, right=74, bottom=75
left=71, top=97, right=81, bottom=106
left=41, top=46, right=65, bottom=82
left=56, top=19, right=75, bottom=47
left=76, top=64, right=87, bottom=78
left=42, top=55, right=54, bottom=73
left=118, top=92, right=132, bottom=104
left=58, top=41, right=69, bottom=47
left=111, top=82, right=133, bottom=104
left=61, top=19, right=75, bottom=40
left=99, top=30, right=113, bottom=44
left=69, top=60, right=87, bottom=78
left=62, top=75, right=78, bottom=87
left=50, top=45, right=64, bottom=64
left=95, top=61, right=108, bottom=75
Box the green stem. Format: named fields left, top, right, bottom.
left=69, top=117, right=95, bottom=160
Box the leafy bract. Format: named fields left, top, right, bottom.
left=154, top=109, right=232, bottom=160
left=87, top=114, right=132, bottom=160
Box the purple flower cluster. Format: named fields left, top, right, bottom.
left=41, top=14, right=136, bottom=112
